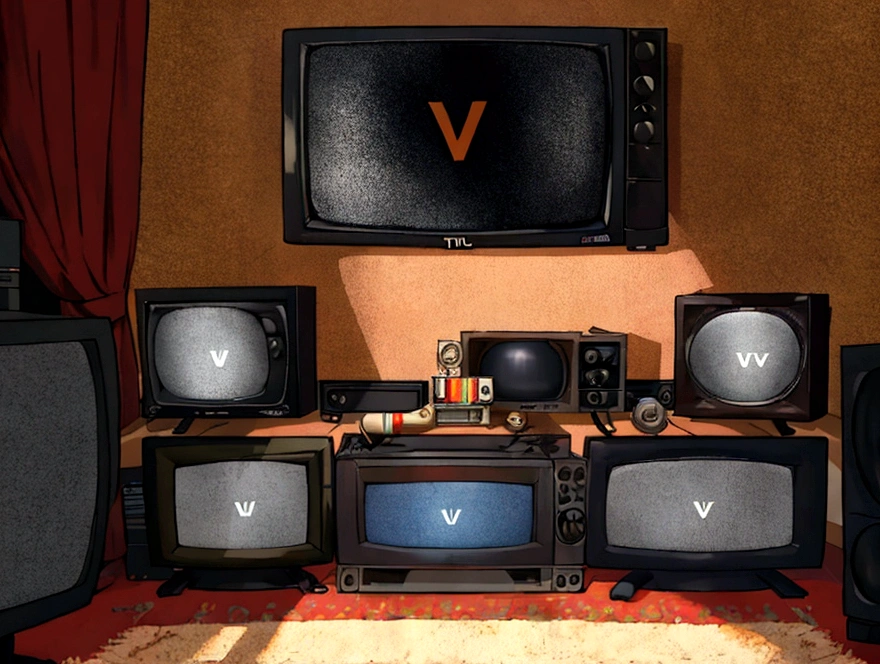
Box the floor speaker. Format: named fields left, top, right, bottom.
left=0, top=313, right=119, bottom=662
left=0, top=219, right=21, bottom=312
left=842, top=344, right=880, bottom=643
left=674, top=293, right=830, bottom=428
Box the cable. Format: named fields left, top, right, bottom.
left=666, top=416, right=697, bottom=436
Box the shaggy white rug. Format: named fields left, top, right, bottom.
left=63, top=619, right=867, bottom=664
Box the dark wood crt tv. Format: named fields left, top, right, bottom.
left=282, top=26, right=668, bottom=251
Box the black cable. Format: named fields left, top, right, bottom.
left=591, top=411, right=614, bottom=437
left=666, top=416, right=697, bottom=436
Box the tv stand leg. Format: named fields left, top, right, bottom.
left=609, top=570, right=654, bottom=601
left=755, top=569, right=807, bottom=598
left=156, top=569, right=193, bottom=598
left=172, top=417, right=195, bottom=435
left=772, top=419, right=796, bottom=436
left=288, top=567, right=329, bottom=594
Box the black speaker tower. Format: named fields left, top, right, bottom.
left=842, top=344, right=880, bottom=643
left=0, top=219, right=21, bottom=312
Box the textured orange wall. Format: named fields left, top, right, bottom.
left=132, top=0, right=880, bottom=417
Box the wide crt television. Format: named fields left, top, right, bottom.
left=0, top=313, right=119, bottom=660
left=142, top=436, right=334, bottom=596
left=335, top=433, right=586, bottom=593
left=136, top=287, right=317, bottom=429
left=282, top=26, right=668, bottom=250
left=586, top=436, right=827, bottom=601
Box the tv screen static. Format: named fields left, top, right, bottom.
left=174, top=461, right=309, bottom=550
left=306, top=41, right=609, bottom=232
left=364, top=481, right=534, bottom=549
left=153, top=307, right=270, bottom=401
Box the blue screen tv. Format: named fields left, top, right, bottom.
left=334, top=433, right=585, bottom=593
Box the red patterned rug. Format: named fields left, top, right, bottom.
left=15, top=560, right=880, bottom=663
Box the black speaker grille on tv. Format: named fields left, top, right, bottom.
left=0, top=342, right=98, bottom=611
left=605, top=459, right=793, bottom=552
left=154, top=306, right=270, bottom=401
left=306, top=41, right=608, bottom=231
left=174, top=461, right=308, bottom=550
left=688, top=311, right=801, bottom=404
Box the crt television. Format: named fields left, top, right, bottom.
left=282, top=26, right=668, bottom=250
left=0, top=313, right=119, bottom=662
left=335, top=433, right=586, bottom=593
left=461, top=331, right=626, bottom=413
left=586, top=436, right=827, bottom=601
left=674, top=293, right=831, bottom=429
left=136, top=286, right=317, bottom=432
left=142, top=436, right=334, bottom=596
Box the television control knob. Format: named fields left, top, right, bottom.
left=634, top=41, right=656, bottom=61
left=583, top=348, right=600, bottom=364
left=633, top=121, right=655, bottom=144
left=633, top=75, right=655, bottom=96
left=558, top=466, right=572, bottom=481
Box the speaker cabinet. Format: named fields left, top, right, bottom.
left=0, top=219, right=21, bottom=312
left=0, top=313, right=119, bottom=654
left=674, top=293, right=830, bottom=421
left=842, top=344, right=880, bottom=643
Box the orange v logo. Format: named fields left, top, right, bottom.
left=428, top=101, right=487, bottom=161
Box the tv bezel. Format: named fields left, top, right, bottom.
left=461, top=331, right=582, bottom=412
left=142, top=436, right=334, bottom=569
left=0, top=313, right=119, bottom=638
left=282, top=25, right=668, bottom=250
left=135, top=286, right=317, bottom=419
left=336, top=455, right=556, bottom=567
left=585, top=436, right=828, bottom=571
left=674, top=293, right=831, bottom=420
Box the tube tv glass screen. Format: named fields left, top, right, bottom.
left=305, top=41, right=609, bottom=231
left=153, top=306, right=270, bottom=401
left=174, top=461, right=309, bottom=549
left=364, top=481, right=534, bottom=548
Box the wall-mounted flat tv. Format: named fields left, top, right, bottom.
left=282, top=26, right=668, bottom=250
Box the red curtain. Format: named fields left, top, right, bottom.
left=0, top=0, right=149, bottom=561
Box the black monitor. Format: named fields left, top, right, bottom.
left=0, top=313, right=119, bottom=664
left=586, top=436, right=827, bottom=601
left=136, top=286, right=317, bottom=433
left=283, top=26, right=668, bottom=250
left=142, top=436, right=334, bottom=597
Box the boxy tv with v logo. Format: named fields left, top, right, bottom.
left=136, top=286, right=317, bottom=433
left=334, top=433, right=587, bottom=594
left=141, top=436, right=335, bottom=597
left=585, top=436, right=828, bottom=602
left=282, top=26, right=668, bottom=250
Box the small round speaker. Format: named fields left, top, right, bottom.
left=687, top=310, right=802, bottom=405
left=631, top=397, right=668, bottom=435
